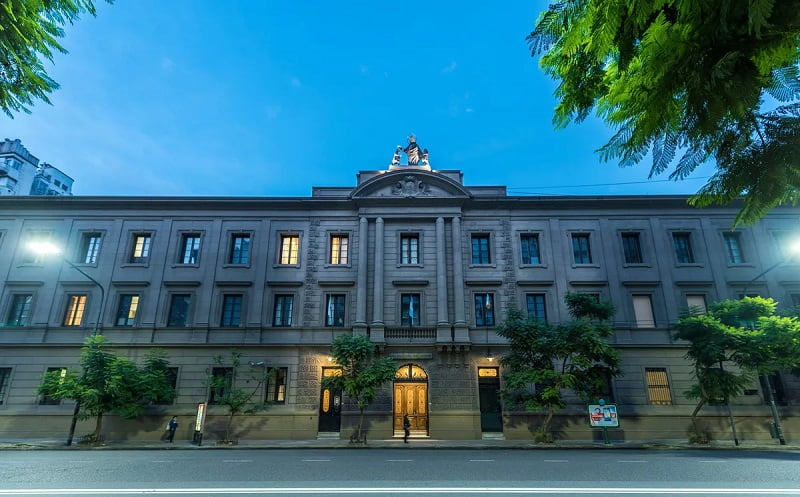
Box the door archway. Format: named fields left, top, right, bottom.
left=393, top=363, right=428, bottom=436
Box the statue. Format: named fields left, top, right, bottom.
left=403, top=135, right=429, bottom=166
left=391, top=146, right=402, bottom=166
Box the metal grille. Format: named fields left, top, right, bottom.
left=645, top=368, right=672, bottom=405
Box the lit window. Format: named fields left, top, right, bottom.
left=63, top=295, right=87, bottom=326
left=229, top=234, right=251, bottom=265
left=279, top=235, right=300, bottom=265
left=474, top=294, right=495, bottom=326
left=672, top=233, right=695, bottom=264
left=632, top=295, right=655, bottom=328
left=79, top=233, right=102, bottom=264
left=325, top=294, right=346, bottom=327
left=520, top=234, right=541, bottom=265
left=6, top=294, right=32, bottom=326
left=401, top=293, right=421, bottom=326
left=273, top=295, right=293, bottom=327
left=723, top=233, right=744, bottom=264
left=645, top=368, right=672, bottom=405
left=621, top=233, right=643, bottom=264
left=220, top=294, right=243, bottom=327
left=525, top=293, right=546, bottom=322
left=571, top=234, right=592, bottom=264
left=471, top=234, right=491, bottom=264
left=330, top=234, right=349, bottom=264
left=400, top=234, right=419, bottom=265
left=167, top=294, right=190, bottom=327
left=115, top=294, right=140, bottom=326
left=130, top=233, right=152, bottom=263
left=180, top=234, right=201, bottom=264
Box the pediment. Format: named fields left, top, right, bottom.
left=350, top=170, right=471, bottom=199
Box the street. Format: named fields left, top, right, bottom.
left=0, top=449, right=798, bottom=496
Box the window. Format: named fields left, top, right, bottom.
left=63, top=295, right=87, bottom=326
left=525, top=293, right=547, bottom=322
left=6, top=294, right=32, bottom=326
left=115, top=294, right=140, bottom=326
left=571, top=234, right=592, bottom=264
left=520, top=234, right=541, bottom=265
left=220, top=294, right=243, bottom=327
left=153, top=367, right=179, bottom=405
left=723, top=233, right=744, bottom=264
left=400, top=234, right=419, bottom=265
left=325, top=294, right=346, bottom=327
left=401, top=293, right=421, bottom=326
left=672, top=233, right=695, bottom=263
left=593, top=371, right=615, bottom=403
left=179, top=233, right=201, bottom=265
left=39, top=367, right=66, bottom=405
left=129, top=233, right=152, bottom=263
left=329, top=234, right=349, bottom=264
left=621, top=233, right=643, bottom=264
left=645, top=368, right=672, bottom=405
left=279, top=234, right=300, bottom=265
left=167, top=294, right=190, bottom=327
left=0, top=368, right=11, bottom=405
left=79, top=232, right=102, bottom=264
left=791, top=294, right=800, bottom=307
left=209, top=367, right=233, bottom=404
left=21, top=231, right=52, bottom=264
left=273, top=295, right=294, bottom=327
left=686, top=295, right=707, bottom=315
left=229, top=234, right=251, bottom=265
left=471, top=234, right=491, bottom=264
left=266, top=367, right=287, bottom=403
left=474, top=293, right=495, bottom=327
left=771, top=231, right=796, bottom=260
left=632, top=295, right=655, bottom=328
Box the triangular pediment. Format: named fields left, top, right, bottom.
left=350, top=169, right=471, bottom=199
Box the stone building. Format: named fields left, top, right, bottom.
left=0, top=157, right=798, bottom=442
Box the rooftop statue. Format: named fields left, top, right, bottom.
left=391, top=136, right=429, bottom=166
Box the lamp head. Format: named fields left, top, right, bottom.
left=27, top=241, right=61, bottom=256
left=248, top=360, right=265, bottom=367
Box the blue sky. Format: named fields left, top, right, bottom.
left=5, top=0, right=715, bottom=197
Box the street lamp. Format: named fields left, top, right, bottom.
left=739, top=238, right=800, bottom=446
left=28, top=241, right=107, bottom=446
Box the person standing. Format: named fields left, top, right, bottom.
left=167, top=416, right=178, bottom=443
left=403, top=414, right=411, bottom=444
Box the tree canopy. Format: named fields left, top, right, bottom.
left=0, top=0, right=111, bottom=117
left=529, top=1, right=800, bottom=225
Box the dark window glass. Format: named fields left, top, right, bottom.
left=80, top=233, right=102, bottom=264
left=471, top=234, right=491, bottom=264
left=6, top=294, right=32, bottom=326
left=167, top=294, right=190, bottom=327
left=266, top=367, right=287, bottom=403
left=474, top=294, right=495, bottom=326
left=520, top=234, right=540, bottom=264
left=672, top=233, right=695, bottom=264
left=621, top=233, right=643, bottom=264
left=153, top=367, right=179, bottom=405
left=325, top=294, right=346, bottom=327
left=115, top=294, right=140, bottom=326
left=525, top=293, right=547, bottom=322
left=723, top=233, right=744, bottom=264
left=209, top=367, right=233, bottom=404
left=0, top=367, right=11, bottom=405
left=572, top=234, right=592, bottom=264
left=180, top=234, right=201, bottom=264
left=400, top=234, right=419, bottom=265
left=229, top=234, right=251, bottom=265
left=273, top=295, right=294, bottom=327
left=401, top=293, right=421, bottom=326
left=221, top=294, right=243, bottom=327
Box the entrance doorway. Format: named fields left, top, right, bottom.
left=478, top=367, right=502, bottom=433
left=318, top=367, right=342, bottom=433
left=393, top=364, right=428, bottom=436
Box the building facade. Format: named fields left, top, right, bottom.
left=0, top=161, right=798, bottom=443
left=0, top=139, right=74, bottom=196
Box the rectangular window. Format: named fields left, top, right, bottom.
left=130, top=233, right=152, bottom=263
left=21, top=231, right=52, bottom=264
left=672, top=233, right=695, bottom=264
left=723, top=233, right=744, bottom=264
left=220, top=294, right=243, bottom=327
left=0, top=367, right=11, bottom=405
left=645, top=368, right=673, bottom=405
left=153, top=367, right=179, bottom=405
left=474, top=293, right=495, bottom=327
left=115, top=294, right=140, bottom=326
left=471, top=234, right=491, bottom=265
left=621, top=233, right=643, bottom=264
left=329, top=234, right=349, bottom=265
left=266, top=367, right=287, bottom=403
left=39, top=367, right=66, bottom=405
left=209, top=367, right=233, bottom=404
left=520, top=234, right=541, bottom=265
left=180, top=233, right=201, bottom=265
left=63, top=295, right=87, bottom=326
left=791, top=294, right=800, bottom=307
left=686, top=295, right=707, bottom=315
left=6, top=294, right=32, bottom=326
left=325, top=294, right=346, bottom=327
left=167, top=294, right=190, bottom=327
left=400, top=234, right=419, bottom=265
left=525, top=293, right=547, bottom=322
left=229, top=234, right=251, bottom=265
left=401, top=293, right=421, bottom=326
left=273, top=295, right=294, bottom=327
left=79, top=232, right=102, bottom=264
left=279, top=234, right=299, bottom=265
left=572, top=234, right=592, bottom=264
left=632, top=295, right=655, bottom=328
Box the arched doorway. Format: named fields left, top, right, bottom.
left=393, top=363, right=428, bottom=437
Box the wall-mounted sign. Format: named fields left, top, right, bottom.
left=588, top=404, right=619, bottom=428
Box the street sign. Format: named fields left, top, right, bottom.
left=588, top=404, right=619, bottom=427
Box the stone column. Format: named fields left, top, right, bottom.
left=451, top=216, right=469, bottom=342
left=371, top=217, right=385, bottom=341
left=435, top=218, right=450, bottom=342
left=354, top=216, right=368, bottom=331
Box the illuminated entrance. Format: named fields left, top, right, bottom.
left=318, top=367, right=342, bottom=433
left=393, top=364, right=428, bottom=436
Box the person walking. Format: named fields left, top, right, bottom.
left=403, top=414, right=411, bottom=444
left=167, top=416, right=178, bottom=443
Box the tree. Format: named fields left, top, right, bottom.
left=497, top=292, right=620, bottom=442
left=0, top=0, right=112, bottom=117
left=528, top=1, right=800, bottom=225
left=322, top=334, right=397, bottom=443
left=38, top=335, right=175, bottom=442
left=206, top=351, right=273, bottom=443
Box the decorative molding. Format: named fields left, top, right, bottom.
left=674, top=280, right=714, bottom=286
left=215, top=281, right=254, bottom=287
left=516, top=280, right=554, bottom=286
left=621, top=281, right=661, bottom=287
left=4, top=281, right=44, bottom=287
left=266, top=281, right=303, bottom=287
left=465, top=280, right=503, bottom=286
left=392, top=280, right=430, bottom=286
left=569, top=280, right=609, bottom=286
left=111, top=281, right=150, bottom=287
left=163, top=281, right=202, bottom=287
left=318, top=280, right=355, bottom=287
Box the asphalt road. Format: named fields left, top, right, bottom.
left=0, top=449, right=799, bottom=496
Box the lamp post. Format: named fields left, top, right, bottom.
left=29, top=241, right=106, bottom=446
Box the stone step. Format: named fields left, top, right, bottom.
left=316, top=432, right=341, bottom=440
left=481, top=432, right=505, bottom=440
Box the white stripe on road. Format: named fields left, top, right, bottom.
left=617, top=460, right=648, bottom=463
left=301, top=459, right=330, bottom=462
left=222, top=459, right=253, bottom=463
left=468, top=459, right=494, bottom=462
left=543, top=459, right=568, bottom=463
left=386, top=459, right=413, bottom=462
left=1, top=487, right=799, bottom=495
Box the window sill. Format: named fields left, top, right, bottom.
left=323, top=263, right=353, bottom=269
left=222, top=263, right=252, bottom=269
left=571, top=264, right=600, bottom=268
left=622, top=263, right=651, bottom=268
left=398, top=264, right=424, bottom=268
left=519, top=264, right=547, bottom=269
left=273, top=264, right=301, bottom=269
left=468, top=264, right=496, bottom=269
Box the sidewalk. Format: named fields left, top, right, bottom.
left=1, top=437, right=798, bottom=451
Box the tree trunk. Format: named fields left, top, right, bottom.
left=225, top=412, right=235, bottom=441
left=356, top=407, right=365, bottom=443
left=690, top=398, right=708, bottom=442
left=92, top=412, right=104, bottom=441
left=537, top=405, right=555, bottom=442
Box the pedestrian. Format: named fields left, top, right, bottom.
left=403, top=414, right=411, bottom=444
left=167, top=416, right=178, bottom=443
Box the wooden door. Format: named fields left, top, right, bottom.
left=393, top=382, right=428, bottom=432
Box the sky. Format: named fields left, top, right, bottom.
left=4, top=0, right=717, bottom=198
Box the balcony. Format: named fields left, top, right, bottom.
left=384, top=326, right=436, bottom=342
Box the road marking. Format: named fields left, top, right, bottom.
left=385, top=459, right=413, bottom=462
left=543, top=459, right=568, bottom=463
left=301, top=459, right=330, bottom=462
left=698, top=460, right=727, bottom=463
left=150, top=460, right=173, bottom=463
left=469, top=459, right=494, bottom=462
left=617, top=460, right=648, bottom=463
left=1, top=487, right=800, bottom=495
left=222, top=459, right=252, bottom=463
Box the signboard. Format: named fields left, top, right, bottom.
left=195, top=402, right=206, bottom=432
left=588, top=404, right=619, bottom=428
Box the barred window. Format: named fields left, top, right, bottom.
left=645, top=368, right=672, bottom=405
